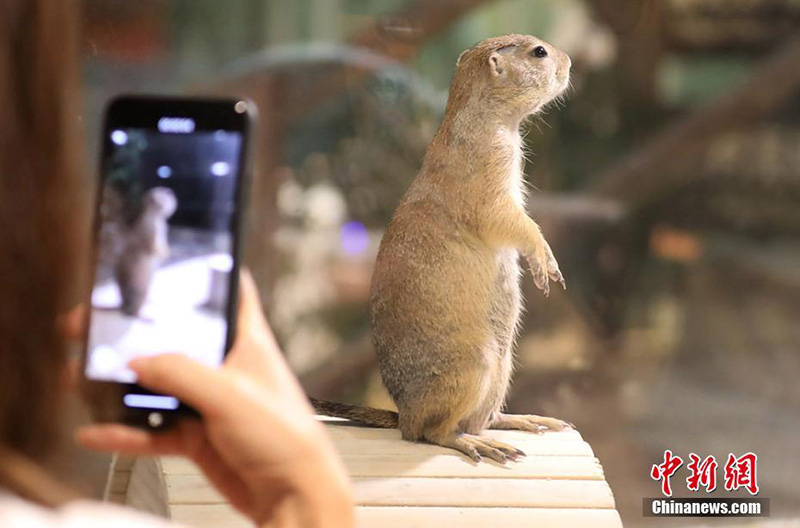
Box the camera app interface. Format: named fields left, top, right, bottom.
left=86, top=123, right=242, bottom=383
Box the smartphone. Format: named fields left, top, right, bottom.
left=81, top=96, right=253, bottom=429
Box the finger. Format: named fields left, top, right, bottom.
left=237, top=269, right=272, bottom=337
left=229, top=271, right=307, bottom=399
left=57, top=304, right=85, bottom=341
left=227, top=270, right=283, bottom=370
left=128, top=354, right=233, bottom=417
left=76, top=424, right=185, bottom=456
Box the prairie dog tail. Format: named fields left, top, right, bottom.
left=310, top=398, right=399, bottom=428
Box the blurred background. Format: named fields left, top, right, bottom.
left=70, top=0, right=800, bottom=525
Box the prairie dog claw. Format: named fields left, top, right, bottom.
left=527, top=239, right=564, bottom=296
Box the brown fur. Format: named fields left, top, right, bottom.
left=314, top=35, right=573, bottom=463
left=310, top=399, right=398, bottom=428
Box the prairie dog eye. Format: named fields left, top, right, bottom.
left=532, top=46, right=548, bottom=58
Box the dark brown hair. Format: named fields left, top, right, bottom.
left=0, top=0, right=83, bottom=506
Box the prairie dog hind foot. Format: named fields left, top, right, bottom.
left=491, top=412, right=574, bottom=434
left=435, top=433, right=527, bottom=464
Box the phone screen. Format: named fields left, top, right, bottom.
left=85, top=98, right=248, bottom=391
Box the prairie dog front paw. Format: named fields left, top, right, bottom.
left=526, top=239, right=565, bottom=296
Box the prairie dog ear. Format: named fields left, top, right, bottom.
left=488, top=52, right=506, bottom=76
left=456, top=49, right=470, bottom=67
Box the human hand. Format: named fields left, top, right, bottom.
left=76, top=271, right=354, bottom=528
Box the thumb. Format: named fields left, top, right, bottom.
left=236, top=269, right=271, bottom=337
left=227, top=270, right=295, bottom=386
left=129, top=354, right=233, bottom=417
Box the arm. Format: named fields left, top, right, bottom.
left=478, top=195, right=564, bottom=295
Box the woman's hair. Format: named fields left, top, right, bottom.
left=0, top=0, right=83, bottom=506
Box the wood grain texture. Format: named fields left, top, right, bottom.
left=356, top=506, right=625, bottom=528
left=338, top=453, right=606, bottom=479
left=162, top=451, right=606, bottom=480
left=324, top=425, right=595, bottom=457
left=170, top=504, right=625, bottom=528
left=163, top=474, right=615, bottom=509
left=352, top=477, right=616, bottom=508
left=113, top=418, right=623, bottom=528
left=126, top=457, right=169, bottom=518
left=170, top=504, right=251, bottom=528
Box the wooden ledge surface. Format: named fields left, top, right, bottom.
left=111, top=416, right=623, bottom=528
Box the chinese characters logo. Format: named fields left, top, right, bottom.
left=651, top=451, right=759, bottom=496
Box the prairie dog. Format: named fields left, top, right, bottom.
left=313, top=35, right=571, bottom=463
left=115, top=187, right=177, bottom=316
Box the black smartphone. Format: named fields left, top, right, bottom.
left=81, top=96, right=253, bottom=430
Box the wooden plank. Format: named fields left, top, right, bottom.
left=106, top=470, right=132, bottom=495
left=163, top=445, right=597, bottom=480
left=356, top=506, right=624, bottom=528
left=160, top=456, right=200, bottom=475
left=105, top=492, right=127, bottom=504
left=322, top=421, right=585, bottom=442
left=171, top=504, right=622, bottom=528
left=122, top=419, right=622, bottom=528
left=165, top=474, right=223, bottom=504
left=329, top=436, right=594, bottom=457
left=126, top=457, right=169, bottom=518
left=112, top=454, right=137, bottom=471
left=104, top=454, right=136, bottom=504
left=171, top=504, right=624, bottom=528
left=154, top=420, right=619, bottom=527
left=164, top=474, right=615, bottom=509
left=352, top=477, right=616, bottom=509
left=161, top=453, right=605, bottom=480
left=324, top=426, right=595, bottom=457
left=170, top=504, right=251, bottom=528
left=339, top=453, right=605, bottom=480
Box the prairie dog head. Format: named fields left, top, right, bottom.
left=143, top=187, right=177, bottom=219
left=454, top=34, right=571, bottom=120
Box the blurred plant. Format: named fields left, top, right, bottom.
left=105, top=129, right=148, bottom=225
left=290, top=60, right=442, bottom=227
left=273, top=177, right=373, bottom=372
left=96, top=130, right=149, bottom=279
left=269, top=53, right=444, bottom=373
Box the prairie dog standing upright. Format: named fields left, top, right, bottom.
left=313, top=35, right=571, bottom=463
left=115, top=187, right=177, bottom=316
